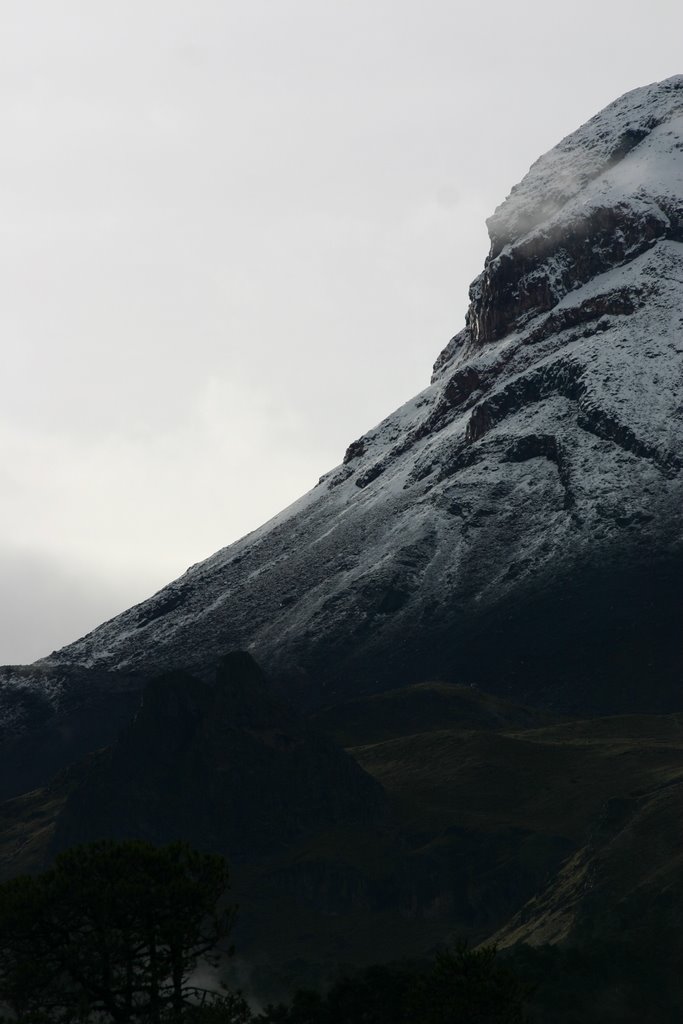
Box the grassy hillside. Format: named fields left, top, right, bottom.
left=311, top=682, right=556, bottom=746
left=3, top=679, right=683, bottom=999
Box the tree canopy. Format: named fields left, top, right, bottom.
left=0, top=842, right=537, bottom=1023
left=257, top=945, right=532, bottom=1024
left=0, top=840, right=236, bottom=1023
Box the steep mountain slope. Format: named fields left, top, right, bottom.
left=3, top=76, right=682, bottom=735
left=490, top=737, right=683, bottom=952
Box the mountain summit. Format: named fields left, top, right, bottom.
left=8, top=77, right=683, bottom=728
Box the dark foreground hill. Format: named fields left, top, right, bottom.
left=2, top=656, right=683, bottom=1007
left=50, top=653, right=384, bottom=861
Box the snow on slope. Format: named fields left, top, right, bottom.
left=8, top=76, right=683, bottom=720
left=487, top=76, right=683, bottom=254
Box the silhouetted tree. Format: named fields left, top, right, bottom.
left=181, top=990, right=254, bottom=1023
left=0, top=840, right=237, bottom=1023
left=410, top=943, right=533, bottom=1024
left=257, top=947, right=532, bottom=1024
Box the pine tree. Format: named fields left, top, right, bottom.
left=0, top=840, right=238, bottom=1023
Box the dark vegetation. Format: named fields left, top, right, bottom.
left=3, top=663, right=683, bottom=1020
left=251, top=940, right=683, bottom=1023
left=257, top=948, right=533, bottom=1023
left=0, top=840, right=238, bottom=1023
left=2, top=842, right=682, bottom=1022
left=503, top=940, right=683, bottom=1023
left=0, top=843, right=533, bottom=1022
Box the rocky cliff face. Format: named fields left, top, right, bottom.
left=4, top=77, right=683, bottom=743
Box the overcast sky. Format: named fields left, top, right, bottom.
left=1, top=0, right=682, bottom=664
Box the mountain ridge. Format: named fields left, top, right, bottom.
left=2, top=75, right=682, bottom=768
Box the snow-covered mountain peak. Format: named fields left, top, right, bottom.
left=487, top=75, right=683, bottom=257
left=429, top=76, right=683, bottom=375
left=2, top=79, right=681, bottom=781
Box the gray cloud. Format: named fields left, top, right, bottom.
left=0, top=546, right=143, bottom=664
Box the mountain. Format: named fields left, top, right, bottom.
left=2, top=76, right=683, bottom=784
left=1, top=79, right=683, bottom=1016
left=33, top=75, right=683, bottom=712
